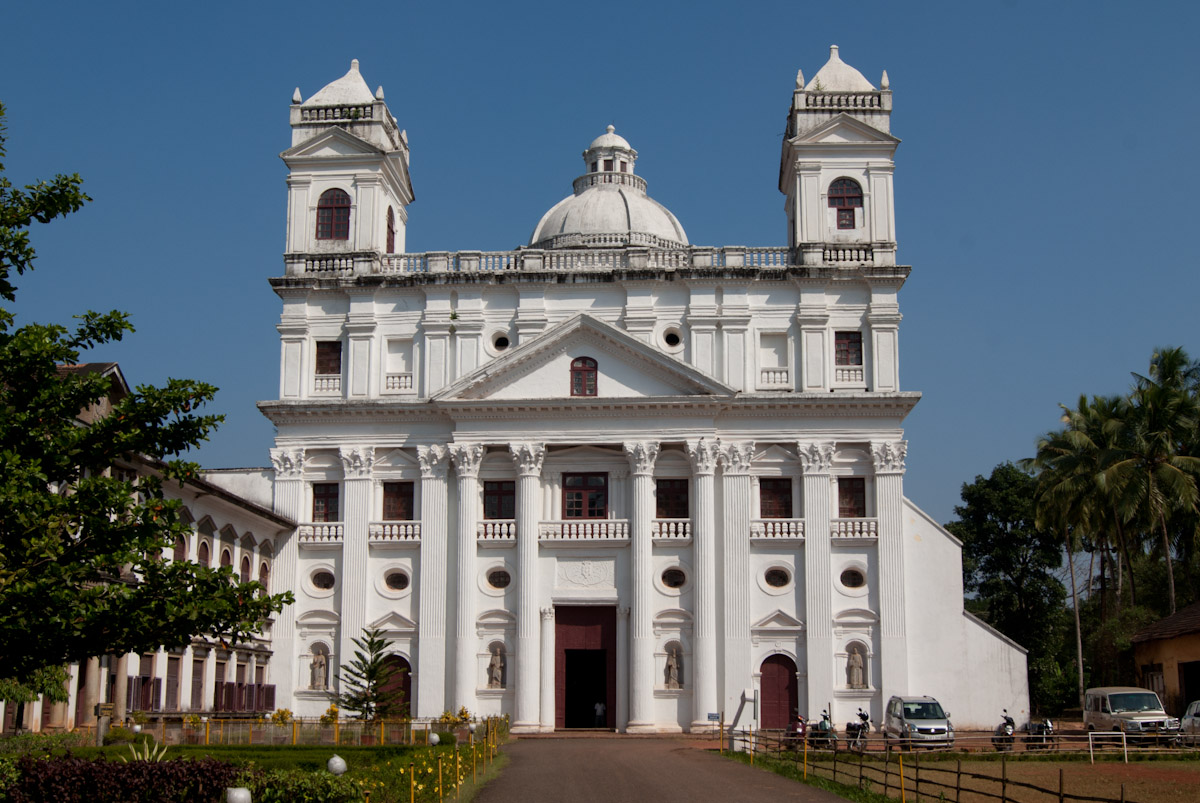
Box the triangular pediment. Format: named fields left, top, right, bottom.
left=368, top=611, right=417, bottom=633
left=433, top=314, right=735, bottom=403
left=282, top=126, right=383, bottom=160
left=793, top=113, right=899, bottom=145
left=752, top=609, right=806, bottom=631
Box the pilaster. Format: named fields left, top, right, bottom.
left=509, top=442, right=545, bottom=733
left=450, top=442, right=486, bottom=713
left=269, top=447, right=305, bottom=710
left=623, top=440, right=660, bottom=732
left=686, top=437, right=720, bottom=731
left=718, top=440, right=754, bottom=726
left=616, top=606, right=630, bottom=731
left=338, top=446, right=375, bottom=666
left=799, top=440, right=835, bottom=716
left=417, top=444, right=451, bottom=717
left=539, top=608, right=555, bottom=731
left=872, top=440, right=909, bottom=702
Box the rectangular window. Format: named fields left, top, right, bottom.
left=603, top=158, right=614, bottom=171
left=655, top=478, right=689, bottom=519
left=835, top=331, right=863, bottom=366
left=837, top=207, right=855, bottom=229
left=312, top=483, right=339, bottom=522
left=315, top=341, right=342, bottom=375
left=838, top=477, right=866, bottom=518
left=484, top=481, right=516, bottom=519
left=563, top=473, right=607, bottom=519
left=383, top=481, right=414, bottom=520
left=759, top=478, right=793, bottom=519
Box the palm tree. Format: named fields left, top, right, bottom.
left=1105, top=349, right=1200, bottom=614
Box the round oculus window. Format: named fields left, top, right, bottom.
left=765, top=568, right=790, bottom=588
left=312, top=570, right=336, bottom=590
left=661, top=568, right=687, bottom=588
left=385, top=570, right=410, bottom=591
left=664, top=331, right=681, bottom=347
left=840, top=568, right=866, bottom=589
left=487, top=569, right=512, bottom=589
left=493, top=335, right=510, bottom=351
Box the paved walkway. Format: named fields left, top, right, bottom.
left=474, top=737, right=844, bottom=803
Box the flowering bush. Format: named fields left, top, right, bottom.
left=182, top=714, right=202, bottom=729
left=269, top=708, right=294, bottom=726
left=319, top=704, right=340, bottom=726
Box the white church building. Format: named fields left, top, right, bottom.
left=227, top=48, right=1028, bottom=734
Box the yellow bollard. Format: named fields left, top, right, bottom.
left=899, top=753, right=906, bottom=803
left=334, top=719, right=340, bottom=745
left=456, top=749, right=462, bottom=799
left=205, top=719, right=210, bottom=746
left=219, top=719, right=224, bottom=745
left=292, top=719, right=298, bottom=746
left=438, top=755, right=444, bottom=802
left=379, top=719, right=385, bottom=746
left=409, top=761, right=415, bottom=803
left=472, top=744, right=477, bottom=783
left=161, top=718, right=166, bottom=745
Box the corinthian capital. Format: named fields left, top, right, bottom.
left=797, top=441, right=836, bottom=474
left=871, top=440, right=908, bottom=473
left=508, top=442, right=546, bottom=476
left=269, top=447, right=306, bottom=479
left=338, top=446, right=375, bottom=478
left=417, top=444, right=451, bottom=478
left=623, top=441, right=661, bottom=475
left=450, top=442, right=487, bottom=478
left=686, top=437, right=720, bottom=475
left=717, top=440, right=755, bottom=475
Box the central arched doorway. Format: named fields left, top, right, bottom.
left=381, top=655, right=412, bottom=718
left=759, top=654, right=798, bottom=730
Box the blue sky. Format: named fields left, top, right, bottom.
left=2, top=1, right=1196, bottom=525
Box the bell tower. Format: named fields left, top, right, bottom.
left=281, top=60, right=414, bottom=274
left=780, top=45, right=898, bottom=267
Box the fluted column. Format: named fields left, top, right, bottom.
left=269, top=447, right=307, bottom=709
left=616, top=606, right=630, bottom=731
left=799, top=441, right=835, bottom=716
left=539, top=607, right=556, bottom=731
left=686, top=438, right=720, bottom=731
left=872, top=440, right=909, bottom=703
left=509, top=442, right=545, bottom=733
left=338, top=446, right=375, bottom=667
left=624, top=440, right=660, bottom=733
left=417, top=445, right=451, bottom=718
left=81, top=657, right=101, bottom=726
left=111, top=654, right=129, bottom=722
left=718, top=441, right=754, bottom=726
left=450, top=443, right=486, bottom=712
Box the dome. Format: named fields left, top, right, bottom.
left=529, top=126, right=688, bottom=250
left=302, top=59, right=376, bottom=106
left=806, top=45, right=875, bottom=92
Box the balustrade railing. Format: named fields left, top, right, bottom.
left=759, top=368, right=790, bottom=387
left=538, top=520, right=629, bottom=542
left=384, top=372, right=413, bottom=391
left=834, top=366, right=865, bottom=384
left=831, top=518, right=878, bottom=538
left=751, top=519, right=805, bottom=540
left=313, top=375, right=341, bottom=394
left=802, top=92, right=884, bottom=110
left=368, top=522, right=421, bottom=544
left=652, top=519, right=691, bottom=540
left=478, top=520, right=517, bottom=543
left=300, top=105, right=375, bottom=122
left=298, top=523, right=344, bottom=546
left=824, top=245, right=874, bottom=263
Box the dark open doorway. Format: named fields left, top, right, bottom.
left=564, top=649, right=607, bottom=728
left=555, top=606, right=616, bottom=729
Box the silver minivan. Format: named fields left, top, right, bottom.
left=883, top=695, right=954, bottom=748
left=1083, top=686, right=1180, bottom=742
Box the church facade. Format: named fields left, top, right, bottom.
left=254, top=48, right=1028, bottom=733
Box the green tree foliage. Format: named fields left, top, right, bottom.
left=947, top=462, right=1074, bottom=712
left=0, top=103, right=292, bottom=685
left=337, top=628, right=406, bottom=721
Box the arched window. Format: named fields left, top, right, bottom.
left=828, top=178, right=863, bottom=230
left=386, top=206, right=396, bottom=254
left=198, top=541, right=210, bottom=567
left=220, top=548, right=232, bottom=569
left=240, top=555, right=251, bottom=583
left=316, top=189, right=351, bottom=240
left=173, top=534, right=187, bottom=562
left=259, top=561, right=270, bottom=593
left=570, top=356, right=598, bottom=397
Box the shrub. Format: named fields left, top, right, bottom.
left=7, top=755, right=242, bottom=802
left=0, top=732, right=89, bottom=756
left=101, top=726, right=135, bottom=746
left=242, top=768, right=364, bottom=803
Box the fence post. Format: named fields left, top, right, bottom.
left=292, top=719, right=297, bottom=746
left=456, top=749, right=462, bottom=799
left=1120, top=784, right=1125, bottom=803
left=334, top=719, right=340, bottom=745
left=438, top=755, right=444, bottom=803
left=204, top=719, right=210, bottom=746
left=956, top=759, right=962, bottom=803
left=914, top=750, right=920, bottom=803
left=884, top=749, right=890, bottom=798
left=409, top=762, right=415, bottom=803
left=858, top=748, right=863, bottom=790
left=1001, top=756, right=1007, bottom=803
left=833, top=745, right=838, bottom=783
left=899, top=753, right=906, bottom=803
left=1058, top=768, right=1064, bottom=803
left=472, top=744, right=477, bottom=783
left=161, top=718, right=166, bottom=745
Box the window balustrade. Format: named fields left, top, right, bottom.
left=297, top=523, right=344, bottom=547
left=477, top=520, right=516, bottom=544
left=652, top=518, right=692, bottom=542
left=367, top=521, right=421, bottom=545
left=538, top=520, right=629, bottom=542
left=831, top=518, right=878, bottom=538
left=750, top=518, right=806, bottom=541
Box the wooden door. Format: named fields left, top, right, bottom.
left=760, top=654, right=798, bottom=730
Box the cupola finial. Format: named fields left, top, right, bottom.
left=350, top=59, right=360, bottom=72
left=829, top=44, right=840, bottom=60
left=292, top=87, right=302, bottom=104
left=796, top=69, right=804, bottom=89
left=375, top=85, right=385, bottom=100
left=881, top=70, right=890, bottom=90
left=606, top=125, right=615, bottom=134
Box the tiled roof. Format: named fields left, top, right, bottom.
left=1132, top=601, right=1200, bottom=643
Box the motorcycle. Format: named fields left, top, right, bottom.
left=845, top=707, right=871, bottom=752
left=992, top=709, right=1015, bottom=751
left=808, top=708, right=838, bottom=750
left=1024, top=717, right=1055, bottom=750
left=785, top=714, right=807, bottom=750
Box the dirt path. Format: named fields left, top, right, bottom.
left=474, top=737, right=843, bottom=803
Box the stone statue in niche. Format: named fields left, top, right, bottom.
left=665, top=645, right=682, bottom=689
left=487, top=646, right=505, bottom=689
left=846, top=645, right=866, bottom=689
left=311, top=650, right=328, bottom=691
